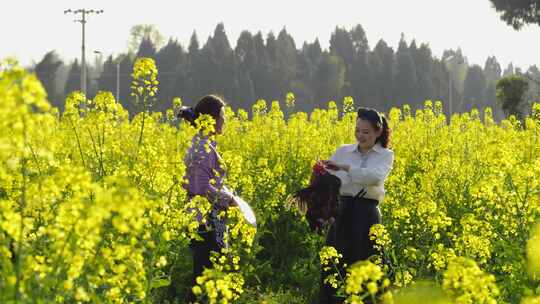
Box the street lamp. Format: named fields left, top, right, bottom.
left=92, top=50, right=126, bottom=102
left=93, top=50, right=103, bottom=73
left=443, top=55, right=455, bottom=116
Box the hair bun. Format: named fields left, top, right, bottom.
left=177, top=106, right=197, bottom=125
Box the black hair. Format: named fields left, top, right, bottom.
left=177, top=94, right=226, bottom=127
left=356, top=107, right=391, bottom=148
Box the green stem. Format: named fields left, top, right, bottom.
left=68, top=117, right=87, bottom=168
left=332, top=260, right=345, bottom=284
left=85, top=126, right=103, bottom=178
left=14, top=117, right=28, bottom=303
left=100, top=123, right=106, bottom=176
left=137, top=97, right=147, bottom=149
left=27, top=142, right=42, bottom=176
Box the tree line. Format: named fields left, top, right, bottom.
left=32, top=23, right=540, bottom=118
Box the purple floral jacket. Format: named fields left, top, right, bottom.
left=183, top=133, right=232, bottom=247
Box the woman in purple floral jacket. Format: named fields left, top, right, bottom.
left=178, top=95, right=237, bottom=303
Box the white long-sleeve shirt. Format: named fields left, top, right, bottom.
left=327, top=143, right=394, bottom=202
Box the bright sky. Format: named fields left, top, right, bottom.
left=2, top=0, right=539, bottom=69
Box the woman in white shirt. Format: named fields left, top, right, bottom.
left=319, top=107, right=394, bottom=304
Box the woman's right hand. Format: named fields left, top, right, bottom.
left=228, top=196, right=239, bottom=207
left=322, top=160, right=340, bottom=171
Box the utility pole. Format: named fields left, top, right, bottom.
left=64, top=9, right=104, bottom=98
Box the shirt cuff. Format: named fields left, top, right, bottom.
left=328, top=169, right=350, bottom=186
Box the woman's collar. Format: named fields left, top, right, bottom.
left=349, top=142, right=383, bottom=154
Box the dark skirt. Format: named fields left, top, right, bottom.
left=319, top=196, right=382, bottom=304
left=187, top=227, right=222, bottom=303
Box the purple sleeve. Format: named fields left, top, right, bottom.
left=185, top=141, right=232, bottom=208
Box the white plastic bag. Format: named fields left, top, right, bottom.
left=223, top=186, right=257, bottom=227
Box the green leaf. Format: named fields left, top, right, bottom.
left=150, top=278, right=170, bottom=289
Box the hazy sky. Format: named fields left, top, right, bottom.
left=2, top=0, right=539, bottom=69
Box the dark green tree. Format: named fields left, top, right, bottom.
left=155, top=38, right=187, bottom=111
left=329, top=27, right=355, bottom=97
left=524, top=65, right=540, bottom=104
left=296, top=39, right=323, bottom=108
left=348, top=25, right=371, bottom=107
left=210, top=23, right=238, bottom=103
left=431, top=59, right=454, bottom=113
left=372, top=40, right=395, bottom=108
left=64, top=59, right=82, bottom=97
left=496, top=75, right=530, bottom=119
left=329, top=27, right=355, bottom=69
left=34, top=51, right=64, bottom=108
left=136, top=37, right=157, bottom=59
left=187, top=31, right=199, bottom=62
left=503, top=63, right=515, bottom=77
left=463, top=65, right=487, bottom=110
left=185, top=31, right=200, bottom=102
left=117, top=54, right=134, bottom=112
left=483, top=56, right=502, bottom=115
left=484, top=56, right=502, bottom=84
left=394, top=35, right=417, bottom=106
left=235, top=31, right=257, bottom=108
left=489, top=0, right=540, bottom=29
left=274, top=28, right=298, bottom=100
left=190, top=24, right=238, bottom=104
left=97, top=55, right=117, bottom=96
left=411, top=41, right=435, bottom=105
left=128, top=24, right=164, bottom=53
left=250, top=32, right=277, bottom=102
left=314, top=53, right=346, bottom=108
left=305, top=39, right=323, bottom=65
left=367, top=51, right=384, bottom=108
